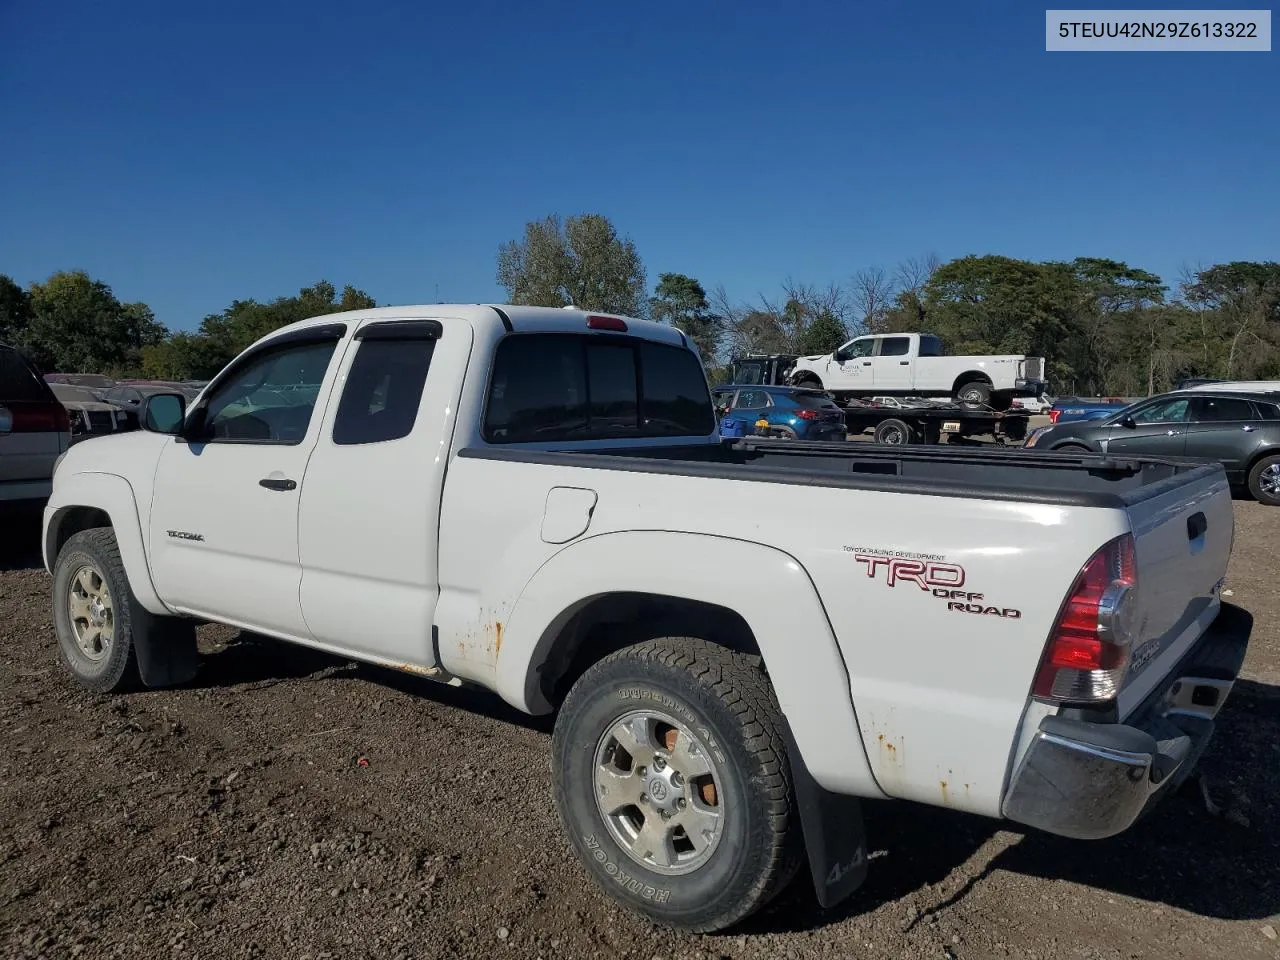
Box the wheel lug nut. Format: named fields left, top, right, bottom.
left=671, top=772, right=683, bottom=787
left=639, top=793, right=648, bottom=804
left=636, top=765, right=647, bottom=777
left=653, top=756, right=665, bottom=770
left=677, top=798, right=687, bottom=809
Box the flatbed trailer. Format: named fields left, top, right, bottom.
left=844, top=400, right=1030, bottom=445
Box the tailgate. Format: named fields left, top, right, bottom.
left=1118, top=470, right=1234, bottom=717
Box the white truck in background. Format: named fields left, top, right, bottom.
left=42, top=304, right=1249, bottom=932
left=789, top=332, right=1046, bottom=410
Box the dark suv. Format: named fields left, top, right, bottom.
left=1025, top=390, right=1280, bottom=504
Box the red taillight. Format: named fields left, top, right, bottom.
left=1048, top=410, right=1060, bottom=423
left=1, top=401, right=70, bottom=433
left=1033, top=533, right=1138, bottom=703
left=586, top=315, right=628, bottom=332
left=794, top=409, right=818, bottom=420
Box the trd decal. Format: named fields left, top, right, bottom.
left=166, top=530, right=205, bottom=542
left=852, top=550, right=1021, bottom=619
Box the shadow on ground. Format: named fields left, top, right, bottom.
left=0, top=508, right=44, bottom=572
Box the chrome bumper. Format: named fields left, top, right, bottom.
left=1002, top=603, right=1251, bottom=840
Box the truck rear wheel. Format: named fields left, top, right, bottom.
left=956, top=381, right=991, bottom=407
left=874, top=418, right=915, bottom=444
left=552, top=638, right=801, bottom=932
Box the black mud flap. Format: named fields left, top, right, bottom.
left=130, top=597, right=200, bottom=688
left=785, top=727, right=869, bottom=909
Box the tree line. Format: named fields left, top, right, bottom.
left=4, top=213, right=1277, bottom=398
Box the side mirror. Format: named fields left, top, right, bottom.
left=832, top=348, right=847, bottom=362
left=141, top=393, right=186, bottom=435
left=1119, top=415, right=1136, bottom=429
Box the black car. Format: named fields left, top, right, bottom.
left=1024, top=390, right=1280, bottom=504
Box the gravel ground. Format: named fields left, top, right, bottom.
left=1, top=500, right=1278, bottom=960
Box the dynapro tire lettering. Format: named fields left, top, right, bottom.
left=854, top=551, right=1021, bottom=619
left=583, top=835, right=671, bottom=903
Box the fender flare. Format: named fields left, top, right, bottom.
left=43, top=471, right=169, bottom=616
left=951, top=371, right=993, bottom=394
left=495, top=530, right=884, bottom=798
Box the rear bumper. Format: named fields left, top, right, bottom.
left=1002, top=602, right=1252, bottom=840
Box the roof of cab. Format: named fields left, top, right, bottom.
left=264, top=304, right=688, bottom=348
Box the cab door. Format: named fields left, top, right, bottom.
left=828, top=338, right=874, bottom=390
left=298, top=317, right=471, bottom=668
left=870, top=335, right=914, bottom=391
left=1103, top=395, right=1190, bottom=457
left=148, top=324, right=349, bottom=639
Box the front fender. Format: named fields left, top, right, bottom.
left=43, top=471, right=169, bottom=615
left=495, top=530, right=884, bottom=798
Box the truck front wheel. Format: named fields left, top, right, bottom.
left=52, top=528, right=143, bottom=693
left=552, top=638, right=801, bottom=932
left=52, top=527, right=198, bottom=693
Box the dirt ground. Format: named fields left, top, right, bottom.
left=1, top=500, right=1277, bottom=960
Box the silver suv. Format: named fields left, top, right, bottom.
left=0, top=343, right=71, bottom=507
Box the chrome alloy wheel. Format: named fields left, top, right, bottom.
left=1259, top=462, right=1280, bottom=497
left=67, top=563, right=114, bottom=661
left=593, top=710, right=725, bottom=875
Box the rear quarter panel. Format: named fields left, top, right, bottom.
left=440, top=453, right=1129, bottom=816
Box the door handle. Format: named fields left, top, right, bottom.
left=1243, top=425, right=1254, bottom=432
left=899, top=361, right=909, bottom=365
left=861, top=361, right=871, bottom=366
left=259, top=477, right=297, bottom=491
left=1166, top=429, right=1178, bottom=436
left=1187, top=512, right=1207, bottom=541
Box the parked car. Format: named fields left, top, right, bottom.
left=1012, top=395, right=1053, bottom=414
left=44, top=373, right=117, bottom=400
left=712, top=384, right=846, bottom=440
left=47, top=383, right=131, bottom=443
left=42, top=304, right=1251, bottom=932
left=1047, top=396, right=1131, bottom=424
left=1026, top=389, right=1280, bottom=504
left=1, top=342, right=70, bottom=507
left=788, top=332, right=1045, bottom=409
left=1185, top=380, right=1280, bottom=393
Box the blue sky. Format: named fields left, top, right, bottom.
left=1, top=1, right=1276, bottom=331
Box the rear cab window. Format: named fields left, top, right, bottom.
left=483, top=334, right=714, bottom=443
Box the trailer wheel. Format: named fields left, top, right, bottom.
left=874, top=418, right=915, bottom=445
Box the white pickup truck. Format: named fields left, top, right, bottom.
left=42, top=305, right=1250, bottom=932
left=789, top=332, right=1046, bottom=409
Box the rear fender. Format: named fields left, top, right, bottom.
left=43, top=471, right=169, bottom=616
left=495, top=530, right=884, bottom=798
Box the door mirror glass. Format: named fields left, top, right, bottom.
left=141, top=393, right=186, bottom=434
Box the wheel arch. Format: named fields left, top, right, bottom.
left=952, top=371, right=993, bottom=394
left=495, top=530, right=884, bottom=798
left=43, top=472, right=169, bottom=615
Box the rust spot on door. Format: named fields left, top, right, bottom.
left=494, top=621, right=503, bottom=656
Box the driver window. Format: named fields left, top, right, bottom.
left=201, top=340, right=339, bottom=443
left=1129, top=397, right=1190, bottom=425
left=845, top=339, right=874, bottom=359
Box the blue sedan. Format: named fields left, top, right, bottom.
left=713, top=384, right=846, bottom=440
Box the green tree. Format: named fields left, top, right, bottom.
left=21, top=270, right=167, bottom=373
left=651, top=273, right=721, bottom=359
left=192, top=280, right=377, bottom=379
left=798, top=309, right=848, bottom=355
left=0, top=274, right=32, bottom=345
left=496, top=214, right=647, bottom=316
